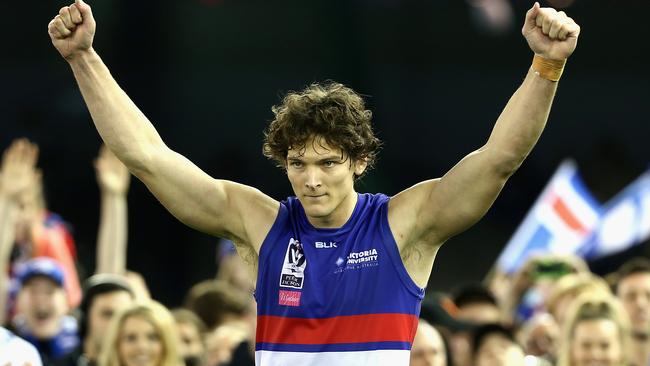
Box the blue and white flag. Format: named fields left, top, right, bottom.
left=579, top=170, right=650, bottom=259
left=496, top=160, right=601, bottom=273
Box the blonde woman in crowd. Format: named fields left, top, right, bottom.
left=546, top=272, right=612, bottom=324
left=556, top=293, right=631, bottom=366
left=98, top=301, right=180, bottom=366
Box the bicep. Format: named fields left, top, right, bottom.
left=135, top=146, right=279, bottom=245
left=391, top=148, right=513, bottom=244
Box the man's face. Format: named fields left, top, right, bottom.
left=457, top=302, right=502, bottom=325
left=570, top=319, right=623, bottom=366
left=16, top=276, right=68, bottom=339
left=410, top=323, right=447, bottom=366
left=88, top=290, right=134, bottom=350
left=617, top=272, right=650, bottom=336
left=475, top=333, right=525, bottom=366
left=286, top=136, right=366, bottom=226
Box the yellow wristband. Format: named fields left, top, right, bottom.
left=532, top=55, right=566, bottom=82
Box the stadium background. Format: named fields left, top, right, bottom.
left=2, top=0, right=648, bottom=305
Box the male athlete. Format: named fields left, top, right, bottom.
left=48, top=1, right=579, bottom=364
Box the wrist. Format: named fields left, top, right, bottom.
left=66, top=47, right=98, bottom=64
left=101, top=189, right=127, bottom=198
left=531, top=54, right=566, bottom=82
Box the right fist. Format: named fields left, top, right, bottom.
left=48, top=0, right=96, bottom=60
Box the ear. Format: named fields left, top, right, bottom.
left=353, top=158, right=368, bottom=177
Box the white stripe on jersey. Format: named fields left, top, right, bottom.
left=255, top=349, right=410, bottom=366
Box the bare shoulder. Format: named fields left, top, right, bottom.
left=220, top=180, right=281, bottom=253
left=386, top=178, right=442, bottom=250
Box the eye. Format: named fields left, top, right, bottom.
left=123, top=333, right=137, bottom=343
left=289, top=161, right=303, bottom=168
left=323, top=161, right=336, bottom=167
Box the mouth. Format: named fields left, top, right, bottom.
left=33, top=310, right=53, bottom=322
left=127, top=354, right=153, bottom=366
left=305, top=194, right=326, bottom=198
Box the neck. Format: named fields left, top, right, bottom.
left=307, top=191, right=358, bottom=228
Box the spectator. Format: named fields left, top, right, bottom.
left=0, top=325, right=43, bottom=366
left=517, top=312, right=559, bottom=363
left=12, top=257, right=79, bottom=365
left=505, top=254, right=588, bottom=324
left=453, top=284, right=502, bottom=324
left=205, top=324, right=248, bottom=366
left=449, top=284, right=501, bottom=366
left=55, top=274, right=135, bottom=366
left=556, top=293, right=631, bottom=366
left=410, top=319, right=447, bottom=366
left=614, top=257, right=650, bottom=366
left=183, top=280, right=253, bottom=331
left=0, top=138, right=81, bottom=314
left=546, top=272, right=611, bottom=324
left=472, top=324, right=526, bottom=366
left=97, top=301, right=180, bottom=366
left=172, top=309, right=207, bottom=366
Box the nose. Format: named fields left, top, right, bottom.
left=304, top=167, right=322, bottom=189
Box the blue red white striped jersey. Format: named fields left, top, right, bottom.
left=255, top=193, right=425, bottom=365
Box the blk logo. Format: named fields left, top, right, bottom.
left=315, top=241, right=337, bottom=249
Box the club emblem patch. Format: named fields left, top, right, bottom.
left=279, top=238, right=307, bottom=289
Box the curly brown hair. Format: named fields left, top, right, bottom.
left=263, top=82, right=381, bottom=179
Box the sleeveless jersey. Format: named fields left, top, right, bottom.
left=255, top=193, right=425, bottom=365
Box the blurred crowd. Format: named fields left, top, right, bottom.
left=1, top=137, right=649, bottom=366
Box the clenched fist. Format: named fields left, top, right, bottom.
left=48, top=0, right=96, bottom=60
left=522, top=2, right=580, bottom=61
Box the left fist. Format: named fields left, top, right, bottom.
left=522, top=2, right=580, bottom=60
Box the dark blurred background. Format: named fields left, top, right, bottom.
left=2, top=0, right=649, bottom=306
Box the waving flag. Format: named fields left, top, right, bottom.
left=496, top=160, right=601, bottom=273
left=579, top=170, right=650, bottom=259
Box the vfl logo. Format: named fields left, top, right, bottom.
left=279, top=238, right=307, bottom=289
left=315, top=241, right=337, bottom=249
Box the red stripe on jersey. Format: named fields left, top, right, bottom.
left=256, top=313, right=418, bottom=345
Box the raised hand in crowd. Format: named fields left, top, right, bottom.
left=0, top=139, right=40, bottom=326
left=94, top=145, right=130, bottom=275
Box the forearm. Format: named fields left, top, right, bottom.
left=68, top=49, right=165, bottom=174
left=484, top=66, right=559, bottom=173
left=95, top=192, right=127, bottom=274
left=0, top=196, right=17, bottom=271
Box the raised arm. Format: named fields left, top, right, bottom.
left=0, top=139, right=40, bottom=325
left=390, top=4, right=580, bottom=258
left=47, top=1, right=278, bottom=251
left=94, top=145, right=130, bottom=274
